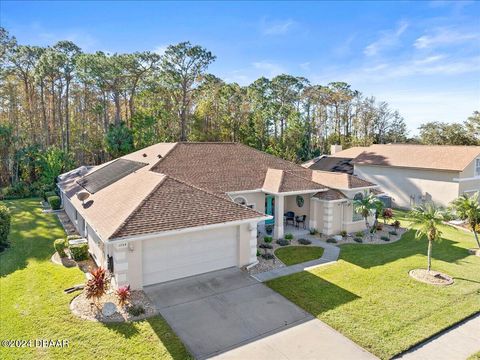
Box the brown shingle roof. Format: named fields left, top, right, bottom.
left=311, top=171, right=376, bottom=189
left=262, top=168, right=326, bottom=193
left=110, top=177, right=265, bottom=239
left=151, top=142, right=314, bottom=193
left=307, top=156, right=354, bottom=174
left=353, top=144, right=480, bottom=171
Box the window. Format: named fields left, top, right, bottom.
left=476, top=159, right=480, bottom=176
left=233, top=196, right=247, bottom=206
left=352, top=192, right=364, bottom=222
left=296, top=195, right=304, bottom=208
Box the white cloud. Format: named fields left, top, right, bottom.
left=252, top=61, right=285, bottom=77
left=364, top=21, right=409, bottom=56
left=261, top=18, right=295, bottom=35
left=414, top=28, right=480, bottom=49
left=299, top=62, right=311, bottom=71
left=36, top=28, right=97, bottom=51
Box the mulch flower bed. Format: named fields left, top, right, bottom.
left=70, top=289, right=157, bottom=322
left=331, top=224, right=406, bottom=245
left=409, top=269, right=454, bottom=286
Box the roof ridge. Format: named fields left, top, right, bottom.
left=109, top=175, right=168, bottom=239
left=149, top=142, right=179, bottom=172
left=284, top=169, right=329, bottom=189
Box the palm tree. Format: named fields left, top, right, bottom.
left=408, top=203, right=445, bottom=272
left=353, top=193, right=383, bottom=235
left=450, top=192, right=480, bottom=248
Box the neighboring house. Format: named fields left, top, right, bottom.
left=302, top=145, right=368, bottom=174
left=58, top=142, right=377, bottom=289
left=353, top=144, right=480, bottom=208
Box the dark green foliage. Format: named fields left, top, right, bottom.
left=326, top=238, right=337, bottom=243
left=104, top=122, right=134, bottom=158
left=263, top=235, right=273, bottom=243
left=298, top=238, right=312, bottom=245
left=70, top=243, right=89, bottom=261
left=284, top=233, right=294, bottom=240
left=127, top=304, right=145, bottom=317
left=276, top=239, right=290, bottom=246
left=389, top=230, right=398, bottom=236
left=355, top=231, right=364, bottom=238
left=54, top=238, right=68, bottom=257
left=44, top=191, right=56, bottom=200
left=340, top=230, right=347, bottom=237
left=354, top=237, right=363, bottom=243
left=309, top=228, right=318, bottom=235
left=47, top=195, right=61, bottom=210
left=265, top=224, right=273, bottom=234
left=0, top=204, right=11, bottom=245
left=261, top=253, right=275, bottom=260
left=259, top=243, right=273, bottom=249
left=256, top=249, right=261, bottom=257
left=381, top=236, right=390, bottom=242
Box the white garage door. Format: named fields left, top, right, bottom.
left=142, top=226, right=238, bottom=286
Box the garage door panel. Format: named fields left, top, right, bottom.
left=142, top=227, right=238, bottom=286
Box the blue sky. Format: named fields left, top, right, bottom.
left=2, top=0, right=479, bottom=134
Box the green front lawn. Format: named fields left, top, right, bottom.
left=0, top=199, right=190, bottom=360
left=267, top=210, right=480, bottom=359
left=274, top=246, right=324, bottom=266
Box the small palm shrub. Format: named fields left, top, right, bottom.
left=263, top=236, right=273, bottom=243
left=85, top=267, right=109, bottom=305
left=326, top=238, right=337, bottom=243
left=380, top=236, right=390, bottom=241
left=54, top=238, right=68, bottom=257
left=70, top=243, right=89, bottom=261
left=354, top=237, right=363, bottom=243
left=284, top=233, right=294, bottom=240
left=276, top=239, right=289, bottom=246
left=47, top=195, right=61, bottom=210
left=116, top=285, right=131, bottom=307
left=298, top=238, right=311, bottom=245
left=0, top=204, right=11, bottom=246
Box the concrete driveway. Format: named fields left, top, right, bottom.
left=145, top=268, right=376, bottom=360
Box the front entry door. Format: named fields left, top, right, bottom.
left=265, top=195, right=275, bottom=225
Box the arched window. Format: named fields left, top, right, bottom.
left=233, top=196, right=247, bottom=206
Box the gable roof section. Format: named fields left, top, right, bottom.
left=262, top=168, right=327, bottom=194
left=331, top=146, right=367, bottom=158
left=151, top=142, right=314, bottom=193
left=311, top=170, right=376, bottom=189
left=307, top=156, right=354, bottom=174
left=353, top=144, right=480, bottom=171
left=110, top=177, right=266, bottom=240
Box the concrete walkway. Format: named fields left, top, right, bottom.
left=397, top=313, right=480, bottom=360
left=252, top=239, right=340, bottom=282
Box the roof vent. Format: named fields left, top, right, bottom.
left=76, top=191, right=90, bottom=204
left=142, top=153, right=147, bottom=157
left=157, top=154, right=162, bottom=159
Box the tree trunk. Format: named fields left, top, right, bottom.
left=65, top=79, right=70, bottom=153
left=473, top=230, right=480, bottom=248
left=113, top=91, right=121, bottom=125
left=39, top=82, right=49, bottom=147
left=427, top=239, right=432, bottom=272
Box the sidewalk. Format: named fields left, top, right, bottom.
left=252, top=239, right=340, bottom=282
left=396, top=313, right=480, bottom=360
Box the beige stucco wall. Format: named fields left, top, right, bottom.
left=354, top=164, right=460, bottom=208
left=312, top=199, right=369, bottom=236
left=285, top=194, right=310, bottom=218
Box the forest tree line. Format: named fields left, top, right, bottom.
left=0, top=27, right=475, bottom=197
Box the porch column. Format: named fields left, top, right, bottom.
left=274, top=195, right=284, bottom=239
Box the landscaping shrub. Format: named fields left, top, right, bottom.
left=0, top=181, right=33, bottom=200
left=309, top=228, right=318, bottom=235
left=261, top=253, right=274, bottom=260
left=284, top=233, right=294, bottom=240
left=85, top=267, right=109, bottom=304
left=354, top=231, right=364, bottom=238
left=326, top=238, right=337, bottom=243
left=67, top=234, right=82, bottom=241
left=70, top=243, right=89, bottom=261
left=298, top=238, right=311, bottom=245
left=389, top=230, right=398, bottom=236
left=44, top=191, right=56, bottom=201
left=256, top=249, right=261, bottom=257
left=265, top=224, right=273, bottom=235
left=353, top=237, right=363, bottom=243
left=116, top=285, right=131, bottom=307
left=376, top=223, right=383, bottom=231
left=380, top=236, right=390, bottom=242
left=259, top=243, right=273, bottom=249
left=382, top=208, right=393, bottom=223
left=54, top=238, right=68, bottom=257
left=276, top=239, right=290, bottom=246
left=392, top=220, right=401, bottom=229
left=47, top=195, right=61, bottom=210
left=263, top=235, right=273, bottom=243
left=0, top=204, right=11, bottom=245
left=127, top=304, right=145, bottom=317
left=340, top=230, right=347, bottom=238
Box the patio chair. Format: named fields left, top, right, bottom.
left=284, top=211, right=295, bottom=226
left=295, top=215, right=307, bottom=229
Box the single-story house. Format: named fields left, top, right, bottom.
left=58, top=142, right=378, bottom=289
left=351, top=144, right=480, bottom=208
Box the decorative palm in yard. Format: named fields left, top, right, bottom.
left=450, top=192, right=480, bottom=249
left=353, top=192, right=383, bottom=236
left=408, top=203, right=446, bottom=272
